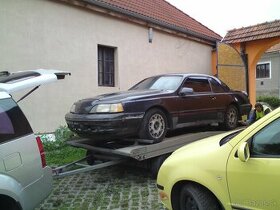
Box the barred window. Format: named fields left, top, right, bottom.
left=256, top=62, right=270, bottom=79
left=98, top=45, right=115, bottom=87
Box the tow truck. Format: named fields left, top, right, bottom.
left=52, top=126, right=227, bottom=178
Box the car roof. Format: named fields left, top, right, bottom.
left=152, top=73, right=216, bottom=79
left=0, top=69, right=70, bottom=94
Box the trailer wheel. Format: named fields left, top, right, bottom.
left=86, top=150, right=95, bottom=165
left=150, top=154, right=170, bottom=179
left=139, top=108, right=167, bottom=143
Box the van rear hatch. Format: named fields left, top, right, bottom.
left=0, top=69, right=70, bottom=94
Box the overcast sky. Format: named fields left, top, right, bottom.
left=166, top=0, right=280, bottom=37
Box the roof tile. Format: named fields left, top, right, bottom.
left=91, top=0, right=222, bottom=41
left=223, top=19, right=280, bottom=43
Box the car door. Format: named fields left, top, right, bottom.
left=177, top=77, right=216, bottom=125
left=208, top=78, right=230, bottom=121
left=227, top=117, right=280, bottom=210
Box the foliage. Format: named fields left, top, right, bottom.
left=40, top=126, right=86, bottom=166
left=257, top=96, right=280, bottom=109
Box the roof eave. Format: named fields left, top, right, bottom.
left=83, top=0, right=220, bottom=45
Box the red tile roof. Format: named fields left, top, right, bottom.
left=82, top=0, right=222, bottom=42
left=223, top=19, right=280, bottom=43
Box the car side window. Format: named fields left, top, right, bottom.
left=251, top=117, right=280, bottom=157
left=0, top=98, right=32, bottom=144
left=209, top=78, right=225, bottom=93
left=183, top=77, right=211, bottom=93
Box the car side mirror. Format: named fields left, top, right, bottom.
left=238, top=142, right=250, bottom=162
left=180, top=87, right=194, bottom=96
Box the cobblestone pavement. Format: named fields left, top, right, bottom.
left=36, top=164, right=166, bottom=210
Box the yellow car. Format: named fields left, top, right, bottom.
left=157, top=107, right=280, bottom=210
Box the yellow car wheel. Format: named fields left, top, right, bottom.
left=179, top=184, right=220, bottom=210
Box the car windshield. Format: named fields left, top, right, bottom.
left=130, top=75, right=183, bottom=91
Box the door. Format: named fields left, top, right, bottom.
left=177, top=77, right=216, bottom=125
left=227, top=117, right=280, bottom=210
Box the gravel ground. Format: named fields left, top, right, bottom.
left=36, top=164, right=166, bottom=210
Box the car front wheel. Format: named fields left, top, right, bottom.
left=139, top=108, right=167, bottom=143
left=180, top=184, right=220, bottom=210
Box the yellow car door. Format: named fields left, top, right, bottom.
left=227, top=117, right=280, bottom=210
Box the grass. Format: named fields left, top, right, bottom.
left=39, top=126, right=86, bottom=166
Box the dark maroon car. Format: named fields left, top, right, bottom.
left=65, top=74, right=251, bottom=143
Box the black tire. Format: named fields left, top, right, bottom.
left=86, top=150, right=95, bottom=165
left=138, top=108, right=167, bottom=143
left=180, top=184, right=220, bottom=210
left=222, top=105, right=238, bottom=130
left=150, top=154, right=170, bottom=179
left=0, top=196, right=21, bottom=210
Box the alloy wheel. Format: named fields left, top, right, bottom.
left=148, top=113, right=165, bottom=139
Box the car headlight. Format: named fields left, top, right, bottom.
left=90, top=103, right=124, bottom=113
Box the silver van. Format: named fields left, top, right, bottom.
left=0, top=69, right=69, bottom=210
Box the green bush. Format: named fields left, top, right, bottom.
left=40, top=126, right=85, bottom=166
left=257, top=96, right=280, bottom=109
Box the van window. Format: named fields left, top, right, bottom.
left=0, top=98, right=32, bottom=143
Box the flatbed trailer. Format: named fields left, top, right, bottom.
left=52, top=129, right=225, bottom=178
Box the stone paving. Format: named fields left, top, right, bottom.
left=36, top=164, right=166, bottom=210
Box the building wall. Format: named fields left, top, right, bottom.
left=256, top=51, right=280, bottom=97
left=0, top=0, right=213, bottom=132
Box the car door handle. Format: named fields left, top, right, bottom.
left=210, top=96, right=216, bottom=100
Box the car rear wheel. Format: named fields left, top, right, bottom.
left=139, top=108, right=167, bottom=143
left=222, top=105, right=238, bottom=130
left=180, top=184, right=220, bottom=210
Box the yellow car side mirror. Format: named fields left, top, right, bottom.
left=238, top=142, right=250, bottom=162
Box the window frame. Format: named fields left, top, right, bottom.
left=249, top=117, right=280, bottom=158
left=97, top=45, right=115, bottom=87
left=256, top=61, right=271, bottom=80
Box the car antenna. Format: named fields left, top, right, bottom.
left=17, top=86, right=40, bottom=103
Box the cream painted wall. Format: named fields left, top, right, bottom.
left=0, top=0, right=213, bottom=132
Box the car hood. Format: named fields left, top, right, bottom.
left=72, top=89, right=172, bottom=114
left=170, top=131, right=235, bottom=159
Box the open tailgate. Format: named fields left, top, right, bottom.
left=0, top=69, right=70, bottom=94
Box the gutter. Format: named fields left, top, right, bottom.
left=83, top=0, right=220, bottom=45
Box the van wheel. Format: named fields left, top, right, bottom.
left=180, top=184, right=220, bottom=210
left=139, top=108, right=167, bottom=143
left=0, top=195, right=21, bottom=210
left=222, top=105, right=238, bottom=130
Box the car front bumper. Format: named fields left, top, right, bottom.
left=65, top=112, right=144, bottom=139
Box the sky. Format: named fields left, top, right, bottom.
left=166, top=0, right=280, bottom=37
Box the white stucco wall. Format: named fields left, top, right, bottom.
left=0, top=0, right=213, bottom=132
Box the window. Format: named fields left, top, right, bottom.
left=209, top=78, right=225, bottom=93
left=183, top=77, right=211, bottom=93
left=251, top=118, right=280, bottom=157
left=130, top=76, right=183, bottom=91
left=0, top=98, right=32, bottom=144
left=256, top=62, right=271, bottom=79
left=98, top=45, right=115, bottom=87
